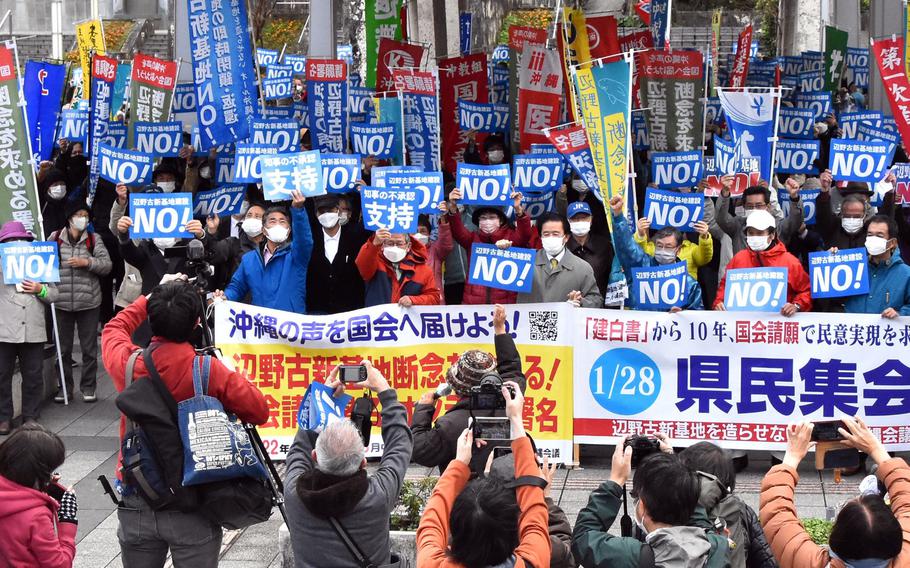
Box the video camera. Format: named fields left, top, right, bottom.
left=164, top=239, right=216, bottom=291
left=624, top=435, right=662, bottom=468
left=469, top=374, right=515, bottom=410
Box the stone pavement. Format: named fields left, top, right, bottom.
left=14, top=362, right=870, bottom=567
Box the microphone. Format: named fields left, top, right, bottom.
left=433, top=383, right=453, bottom=399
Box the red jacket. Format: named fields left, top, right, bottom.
left=0, top=474, right=76, bottom=568
left=355, top=237, right=441, bottom=306
left=448, top=210, right=534, bottom=305
left=101, top=295, right=270, bottom=479
left=714, top=240, right=813, bottom=312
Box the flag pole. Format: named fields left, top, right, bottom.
left=700, top=42, right=712, bottom=151
left=768, top=85, right=783, bottom=183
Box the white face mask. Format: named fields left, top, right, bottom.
left=569, top=221, right=591, bottom=237
left=241, top=217, right=263, bottom=237
left=841, top=217, right=864, bottom=234
left=747, top=235, right=770, bottom=252
left=153, top=237, right=177, bottom=250
left=633, top=498, right=648, bottom=535
left=199, top=166, right=212, bottom=179
left=383, top=246, right=407, bottom=263
left=413, top=233, right=429, bottom=246
left=318, top=212, right=339, bottom=228
left=487, top=150, right=504, bottom=163
left=157, top=181, right=177, bottom=193
left=70, top=216, right=88, bottom=231
left=541, top=236, right=565, bottom=257
left=572, top=180, right=588, bottom=193
left=734, top=206, right=746, bottom=218
left=865, top=235, right=890, bottom=256
left=48, top=184, right=66, bottom=200
left=654, top=249, right=677, bottom=265
left=478, top=218, right=500, bottom=234
left=266, top=225, right=290, bottom=244
left=338, top=212, right=350, bottom=226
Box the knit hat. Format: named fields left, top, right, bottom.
left=44, top=168, right=67, bottom=187
left=447, top=349, right=497, bottom=396
left=471, top=206, right=508, bottom=227
left=0, top=221, right=34, bottom=243
left=64, top=200, right=90, bottom=220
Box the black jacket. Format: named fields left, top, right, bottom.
left=410, top=333, right=527, bottom=474
left=118, top=232, right=224, bottom=295
left=305, top=223, right=367, bottom=314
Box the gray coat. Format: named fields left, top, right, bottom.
left=55, top=229, right=112, bottom=312
left=518, top=249, right=603, bottom=308
left=715, top=193, right=803, bottom=256
left=0, top=268, right=58, bottom=343
left=284, top=389, right=413, bottom=568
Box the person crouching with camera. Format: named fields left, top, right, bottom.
left=410, top=304, right=528, bottom=474
left=283, top=360, right=413, bottom=568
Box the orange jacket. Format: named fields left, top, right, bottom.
left=417, top=436, right=551, bottom=568
left=759, top=458, right=910, bottom=568
left=355, top=237, right=441, bottom=306
left=714, top=240, right=813, bottom=312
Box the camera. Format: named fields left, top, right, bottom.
left=339, top=365, right=367, bottom=384
left=624, top=435, right=662, bottom=468
left=469, top=374, right=514, bottom=410
left=811, top=420, right=847, bottom=442
left=165, top=239, right=215, bottom=291
left=474, top=417, right=512, bottom=440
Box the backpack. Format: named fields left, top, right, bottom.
left=51, top=229, right=95, bottom=255
left=697, top=472, right=748, bottom=568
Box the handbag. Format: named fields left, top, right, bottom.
left=296, top=381, right=352, bottom=433
left=178, top=355, right=267, bottom=486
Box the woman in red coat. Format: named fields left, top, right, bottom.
left=356, top=228, right=442, bottom=307
left=445, top=189, right=534, bottom=305
left=0, top=423, right=77, bottom=568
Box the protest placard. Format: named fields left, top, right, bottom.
left=631, top=261, right=688, bottom=310
left=260, top=151, right=326, bottom=200
left=468, top=244, right=535, bottom=293
left=512, top=154, right=564, bottom=193
left=0, top=242, right=60, bottom=284
left=193, top=185, right=247, bottom=218
left=809, top=248, right=870, bottom=299
left=129, top=193, right=193, bottom=238
left=456, top=163, right=511, bottom=205
left=361, top=187, right=420, bottom=233
left=724, top=267, right=788, bottom=312
left=643, top=189, right=704, bottom=230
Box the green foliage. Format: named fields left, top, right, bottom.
left=260, top=18, right=305, bottom=50
left=802, top=518, right=834, bottom=545
left=390, top=477, right=437, bottom=531
left=497, top=9, right=553, bottom=45
left=754, top=0, right=778, bottom=56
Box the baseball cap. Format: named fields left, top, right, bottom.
left=567, top=201, right=592, bottom=218
left=745, top=209, right=776, bottom=231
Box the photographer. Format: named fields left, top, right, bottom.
left=411, top=304, right=527, bottom=473
left=283, top=361, right=412, bottom=568
left=572, top=440, right=730, bottom=568
left=417, top=381, right=551, bottom=567
left=760, top=419, right=910, bottom=568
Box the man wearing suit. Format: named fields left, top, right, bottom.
left=306, top=194, right=368, bottom=314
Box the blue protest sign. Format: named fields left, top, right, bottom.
left=172, top=83, right=196, bottom=114
left=372, top=166, right=422, bottom=188
left=468, top=244, right=535, bottom=293
left=306, top=59, right=349, bottom=154
left=809, top=248, right=869, bottom=299
left=284, top=55, right=307, bottom=75
left=260, top=150, right=325, bottom=200
left=263, top=76, right=293, bottom=100
left=632, top=113, right=649, bottom=150
left=840, top=111, right=882, bottom=139
left=778, top=108, right=816, bottom=139
left=101, top=123, right=127, bottom=149
left=857, top=122, right=898, bottom=158
left=57, top=109, right=88, bottom=145
left=232, top=143, right=278, bottom=183
left=778, top=189, right=821, bottom=225
left=491, top=66, right=510, bottom=105
left=798, top=71, right=824, bottom=92
left=643, top=189, right=704, bottom=230
left=257, top=49, right=279, bottom=68
left=0, top=242, right=60, bottom=284
left=649, top=0, right=670, bottom=48
left=374, top=96, right=405, bottom=166
left=845, top=47, right=869, bottom=88
left=512, top=154, right=563, bottom=193
left=492, top=45, right=510, bottom=64
left=384, top=171, right=444, bottom=214
left=24, top=61, right=66, bottom=162
left=193, top=184, right=247, bottom=217
left=361, top=187, right=420, bottom=233
left=348, top=87, right=374, bottom=117
left=321, top=153, right=362, bottom=193
left=456, top=163, right=511, bottom=206
left=801, top=50, right=824, bottom=72
left=724, top=267, right=789, bottom=312
left=774, top=139, right=820, bottom=174
left=829, top=139, right=895, bottom=183
left=794, top=91, right=832, bottom=120
left=713, top=136, right=736, bottom=175
left=704, top=97, right=722, bottom=124
left=297, top=382, right=352, bottom=433
left=252, top=119, right=300, bottom=153
left=98, top=143, right=154, bottom=186
left=507, top=192, right=555, bottom=221
left=215, top=151, right=235, bottom=185
left=129, top=193, right=193, bottom=238
left=650, top=151, right=702, bottom=189
left=133, top=121, right=182, bottom=156
left=631, top=261, right=688, bottom=310
left=396, top=71, right=440, bottom=171
left=351, top=122, right=396, bottom=159
left=458, top=100, right=510, bottom=133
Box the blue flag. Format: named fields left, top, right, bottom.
left=459, top=100, right=509, bottom=133
left=649, top=0, right=670, bottom=48
left=98, top=143, right=154, bottom=186
left=375, top=96, right=405, bottom=166
left=456, top=163, right=511, bottom=206
left=717, top=90, right=778, bottom=183
left=650, top=151, right=703, bottom=189
left=362, top=187, right=421, bottom=233
left=460, top=13, right=472, bottom=55
left=110, top=62, right=131, bottom=118
left=0, top=242, right=60, bottom=284
left=321, top=153, right=362, bottom=193
left=351, top=122, right=396, bottom=159
left=260, top=150, right=325, bottom=200
left=643, top=189, right=705, bottom=230
left=468, top=244, right=535, bottom=293
left=809, top=248, right=870, bottom=299
left=632, top=261, right=688, bottom=310
left=23, top=61, right=65, bottom=162
left=724, top=267, right=788, bottom=312
left=129, top=193, right=193, bottom=238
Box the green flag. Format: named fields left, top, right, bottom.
left=365, top=0, right=403, bottom=89
left=824, top=26, right=848, bottom=91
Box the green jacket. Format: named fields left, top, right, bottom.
left=572, top=480, right=731, bottom=568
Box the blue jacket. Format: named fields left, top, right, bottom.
left=226, top=207, right=313, bottom=314
left=611, top=213, right=703, bottom=311
left=844, top=252, right=910, bottom=316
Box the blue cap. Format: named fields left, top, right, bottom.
left=567, top=201, right=592, bottom=218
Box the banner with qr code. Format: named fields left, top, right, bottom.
left=214, top=301, right=574, bottom=462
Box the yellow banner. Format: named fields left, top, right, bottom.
left=562, top=8, right=593, bottom=121
left=711, top=9, right=722, bottom=97
left=603, top=112, right=628, bottom=201
left=76, top=20, right=106, bottom=99
left=574, top=68, right=610, bottom=205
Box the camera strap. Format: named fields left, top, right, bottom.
left=504, top=475, right=548, bottom=490
left=328, top=516, right=377, bottom=568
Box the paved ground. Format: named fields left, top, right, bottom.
left=10, top=361, right=872, bottom=567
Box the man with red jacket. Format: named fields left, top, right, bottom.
left=356, top=229, right=441, bottom=306
left=445, top=189, right=534, bottom=304
left=101, top=277, right=269, bottom=567
left=714, top=210, right=812, bottom=316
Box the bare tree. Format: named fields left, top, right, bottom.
left=249, top=0, right=280, bottom=45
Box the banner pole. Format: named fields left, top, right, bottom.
left=768, top=86, right=783, bottom=183
left=700, top=44, right=711, bottom=151
left=247, top=0, right=267, bottom=115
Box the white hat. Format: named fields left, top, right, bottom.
left=745, top=209, right=776, bottom=231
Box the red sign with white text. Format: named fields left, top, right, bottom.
left=544, top=123, right=590, bottom=153
left=439, top=53, right=489, bottom=173
left=305, top=59, right=347, bottom=82
left=376, top=38, right=425, bottom=92
left=91, top=54, right=118, bottom=81
left=392, top=68, right=436, bottom=96
left=509, top=26, right=547, bottom=52
left=586, top=16, right=621, bottom=60
left=131, top=53, right=177, bottom=89
left=872, top=36, right=910, bottom=150
left=729, top=25, right=753, bottom=88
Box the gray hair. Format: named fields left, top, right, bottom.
left=314, top=419, right=365, bottom=476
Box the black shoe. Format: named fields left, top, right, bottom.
left=0, top=421, right=10, bottom=436
left=82, top=390, right=97, bottom=403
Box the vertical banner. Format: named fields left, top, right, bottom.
left=393, top=68, right=440, bottom=171
left=23, top=61, right=65, bottom=163
left=75, top=20, right=105, bottom=100
left=638, top=50, right=704, bottom=152
left=88, top=54, right=118, bottom=204
left=365, top=0, right=404, bottom=88
left=872, top=37, right=910, bottom=151
left=306, top=59, right=349, bottom=155
left=649, top=0, right=671, bottom=49
left=460, top=12, right=472, bottom=55
left=110, top=62, right=131, bottom=119
left=439, top=53, right=489, bottom=173
left=586, top=16, right=621, bottom=60
left=710, top=9, right=722, bottom=97
left=560, top=8, right=593, bottom=121
left=375, top=38, right=425, bottom=92
left=0, top=44, right=42, bottom=234
left=824, top=25, right=848, bottom=91
left=729, top=24, right=753, bottom=88
left=544, top=122, right=601, bottom=198
left=375, top=96, right=405, bottom=166
left=518, top=45, right=563, bottom=152
left=128, top=53, right=178, bottom=149
left=187, top=0, right=257, bottom=149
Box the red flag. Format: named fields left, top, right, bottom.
left=518, top=45, right=562, bottom=152
left=872, top=36, right=910, bottom=149
left=509, top=26, right=548, bottom=52
left=439, top=53, right=489, bottom=173
left=375, top=38, right=425, bottom=92
left=586, top=16, right=621, bottom=60
left=544, top=123, right=590, bottom=153
left=635, top=0, right=652, bottom=25
left=729, top=25, right=753, bottom=88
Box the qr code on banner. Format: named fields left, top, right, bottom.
left=529, top=311, right=559, bottom=342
